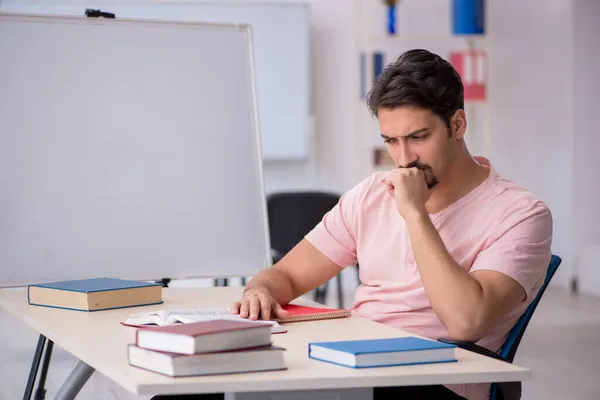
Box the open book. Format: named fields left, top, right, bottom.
left=121, top=308, right=287, bottom=334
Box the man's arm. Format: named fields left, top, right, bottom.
left=405, top=212, right=525, bottom=342
left=234, top=239, right=344, bottom=320
left=236, top=175, right=369, bottom=320
left=245, top=238, right=344, bottom=304
left=383, top=168, right=551, bottom=342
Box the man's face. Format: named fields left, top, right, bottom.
left=378, top=106, right=463, bottom=189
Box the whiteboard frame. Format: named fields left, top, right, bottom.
left=0, top=12, right=273, bottom=287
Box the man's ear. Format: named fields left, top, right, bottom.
left=450, top=109, right=467, bottom=139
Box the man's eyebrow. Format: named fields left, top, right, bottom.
left=380, top=128, right=429, bottom=140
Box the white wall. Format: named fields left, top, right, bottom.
left=262, top=0, right=358, bottom=195
left=488, top=0, right=575, bottom=288
left=573, top=0, right=600, bottom=297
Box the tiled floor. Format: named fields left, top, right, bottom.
left=1, top=280, right=599, bottom=400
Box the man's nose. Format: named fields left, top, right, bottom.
left=395, top=144, right=418, bottom=168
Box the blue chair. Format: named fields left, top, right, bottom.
left=439, top=254, right=562, bottom=400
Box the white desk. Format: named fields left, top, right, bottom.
left=0, top=287, right=530, bottom=398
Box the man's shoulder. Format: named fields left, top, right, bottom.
left=486, top=171, right=552, bottom=225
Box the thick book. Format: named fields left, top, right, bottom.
left=122, top=308, right=286, bottom=334
left=308, top=337, right=457, bottom=368
left=128, top=344, right=286, bottom=377
left=135, top=319, right=273, bottom=355
left=27, top=277, right=163, bottom=311
left=275, top=304, right=352, bottom=323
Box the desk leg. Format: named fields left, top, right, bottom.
left=24, top=334, right=46, bottom=399
left=35, top=339, right=54, bottom=400
left=53, top=361, right=95, bottom=400
left=24, top=334, right=56, bottom=400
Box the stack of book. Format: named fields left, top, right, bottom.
left=127, top=319, right=286, bottom=377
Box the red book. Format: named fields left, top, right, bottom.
left=135, top=319, right=272, bottom=355
left=275, top=304, right=352, bottom=323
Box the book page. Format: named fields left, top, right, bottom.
left=125, top=308, right=286, bottom=333
left=165, top=308, right=236, bottom=324
left=124, top=309, right=170, bottom=326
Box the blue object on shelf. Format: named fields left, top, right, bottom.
left=387, top=4, right=396, bottom=35
left=452, top=0, right=485, bottom=35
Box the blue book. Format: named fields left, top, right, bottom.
left=308, top=337, right=457, bottom=368
left=28, top=277, right=163, bottom=312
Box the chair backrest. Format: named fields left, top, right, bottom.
left=490, top=254, right=562, bottom=400
left=266, top=191, right=340, bottom=258
left=499, top=254, right=562, bottom=362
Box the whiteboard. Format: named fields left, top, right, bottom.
left=0, top=13, right=272, bottom=287
left=0, top=0, right=312, bottom=161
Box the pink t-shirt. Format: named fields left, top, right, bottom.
left=305, top=157, right=553, bottom=400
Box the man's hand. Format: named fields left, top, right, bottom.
left=383, top=168, right=430, bottom=219
left=231, top=289, right=290, bottom=321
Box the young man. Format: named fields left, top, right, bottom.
left=231, top=49, right=553, bottom=400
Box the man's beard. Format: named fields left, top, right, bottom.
left=399, top=161, right=439, bottom=189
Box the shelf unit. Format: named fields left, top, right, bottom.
left=352, top=0, right=491, bottom=182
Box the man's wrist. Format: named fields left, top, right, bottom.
left=402, top=207, right=429, bottom=225
left=243, top=285, right=271, bottom=296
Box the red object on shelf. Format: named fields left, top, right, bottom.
left=450, top=50, right=487, bottom=101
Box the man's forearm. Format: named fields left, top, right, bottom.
left=244, top=267, right=295, bottom=305
left=405, top=212, right=486, bottom=339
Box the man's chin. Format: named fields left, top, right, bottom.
left=426, top=181, right=438, bottom=189
left=423, top=171, right=439, bottom=189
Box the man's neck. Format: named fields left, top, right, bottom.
left=425, top=153, right=490, bottom=215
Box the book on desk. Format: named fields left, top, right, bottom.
left=27, top=277, right=162, bottom=311
left=135, top=319, right=273, bottom=355
left=308, top=337, right=457, bottom=368
left=275, top=304, right=352, bottom=323
left=128, top=319, right=286, bottom=376
left=128, top=344, right=287, bottom=377
left=122, top=307, right=287, bottom=334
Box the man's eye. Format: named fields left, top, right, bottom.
left=412, top=135, right=425, bottom=140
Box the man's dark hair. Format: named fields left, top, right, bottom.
left=366, top=49, right=464, bottom=130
